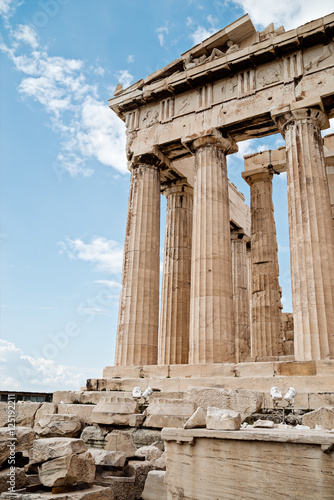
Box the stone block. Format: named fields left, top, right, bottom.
left=34, top=403, right=58, bottom=424
left=186, top=387, right=263, bottom=420
left=276, top=361, right=316, bottom=376
left=81, top=426, right=106, bottom=450
left=91, top=398, right=142, bottom=426
left=0, top=427, right=35, bottom=466
left=4, top=403, right=42, bottom=428
left=89, top=449, right=126, bottom=467
left=206, top=407, right=241, bottom=430
left=253, top=419, right=275, bottom=428
left=38, top=451, right=95, bottom=487
left=144, top=399, right=196, bottom=428
left=32, top=437, right=87, bottom=463
left=0, top=467, right=27, bottom=494
left=34, top=414, right=82, bottom=438
left=134, top=445, right=163, bottom=462
left=58, top=404, right=94, bottom=425
left=124, top=460, right=156, bottom=499
left=132, top=429, right=162, bottom=448
left=81, top=392, right=131, bottom=405
left=184, top=407, right=206, bottom=429
left=53, top=391, right=83, bottom=404
left=302, top=407, right=334, bottom=430
left=142, top=470, right=167, bottom=500
left=105, top=431, right=136, bottom=457
left=1, top=485, right=113, bottom=500
left=308, top=393, right=334, bottom=409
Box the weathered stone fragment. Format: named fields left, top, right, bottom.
left=89, top=449, right=126, bottom=467
left=134, top=446, right=163, bottom=462
left=58, top=404, right=94, bottom=425
left=105, top=431, right=136, bottom=457
left=81, top=426, right=106, bottom=449
left=302, top=407, right=334, bottom=430
left=0, top=427, right=35, bottom=466
left=186, top=387, right=263, bottom=420
left=34, top=403, right=57, bottom=424
left=0, top=467, right=27, bottom=493
left=206, top=407, right=241, bottom=430
left=32, top=437, right=87, bottom=463
left=38, top=451, right=95, bottom=487
left=253, top=419, right=275, bottom=429
left=92, top=399, right=141, bottom=426
left=53, top=391, right=83, bottom=405
left=142, top=470, right=167, bottom=500
left=144, top=399, right=196, bottom=428
left=184, top=407, right=206, bottom=429
left=132, top=429, right=162, bottom=448
left=34, top=414, right=82, bottom=438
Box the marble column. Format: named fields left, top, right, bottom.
left=189, top=131, right=237, bottom=364
left=158, top=181, right=193, bottom=365
left=275, top=107, right=334, bottom=361
left=243, top=170, right=283, bottom=359
left=115, top=155, right=161, bottom=366
left=231, top=230, right=251, bottom=363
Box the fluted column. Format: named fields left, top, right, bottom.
left=158, top=181, right=193, bottom=365
left=189, top=131, right=237, bottom=364
left=115, top=155, right=160, bottom=366
left=275, top=107, right=334, bottom=361
left=243, top=170, right=283, bottom=359
left=231, top=231, right=251, bottom=363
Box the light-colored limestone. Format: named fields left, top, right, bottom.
left=134, top=445, right=163, bottom=462
left=53, top=391, right=83, bottom=405
left=253, top=419, right=275, bottom=428
left=206, top=407, right=241, bottom=430
left=0, top=427, right=35, bottom=466
left=34, top=414, right=82, bottom=438
left=162, top=427, right=334, bottom=499
left=184, top=407, right=206, bottom=429
left=34, top=403, right=58, bottom=424
left=105, top=430, right=136, bottom=457
left=11, top=403, right=42, bottom=428
left=80, top=426, right=106, bottom=450
left=115, top=157, right=161, bottom=366
left=186, top=387, right=263, bottom=420
left=242, top=169, right=283, bottom=358
left=144, top=399, right=196, bottom=428
left=89, top=449, right=126, bottom=467
left=189, top=131, right=236, bottom=364
left=231, top=230, right=251, bottom=362
left=58, top=404, right=94, bottom=425
left=142, top=470, right=167, bottom=500
left=132, top=429, right=162, bottom=448
left=38, top=451, right=95, bottom=487
left=158, top=181, right=193, bottom=365
left=274, top=106, right=334, bottom=361
left=302, top=407, right=334, bottom=430
left=91, top=398, right=142, bottom=426
left=32, top=438, right=87, bottom=463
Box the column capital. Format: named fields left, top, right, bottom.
left=130, top=152, right=163, bottom=170
left=161, top=179, right=193, bottom=198
left=230, top=229, right=250, bottom=243
left=272, top=106, right=329, bottom=138
left=183, top=128, right=238, bottom=155
left=242, top=168, right=273, bottom=186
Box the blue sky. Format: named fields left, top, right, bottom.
left=1, top=0, right=333, bottom=392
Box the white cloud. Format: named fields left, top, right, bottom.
left=95, top=280, right=122, bottom=288
left=127, top=54, right=134, bottom=63
left=189, top=25, right=216, bottom=45
left=0, top=0, right=20, bottom=20
left=12, top=24, right=39, bottom=48
left=156, top=24, right=169, bottom=47
left=115, top=69, right=133, bottom=89
left=230, top=0, right=334, bottom=30
left=0, top=21, right=127, bottom=177
left=59, top=237, right=123, bottom=274
left=0, top=339, right=99, bottom=392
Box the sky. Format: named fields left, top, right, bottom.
left=1, top=0, right=333, bottom=392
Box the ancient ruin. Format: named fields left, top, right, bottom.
left=1, top=12, right=334, bottom=500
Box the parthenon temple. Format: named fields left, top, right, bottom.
left=103, top=13, right=334, bottom=374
